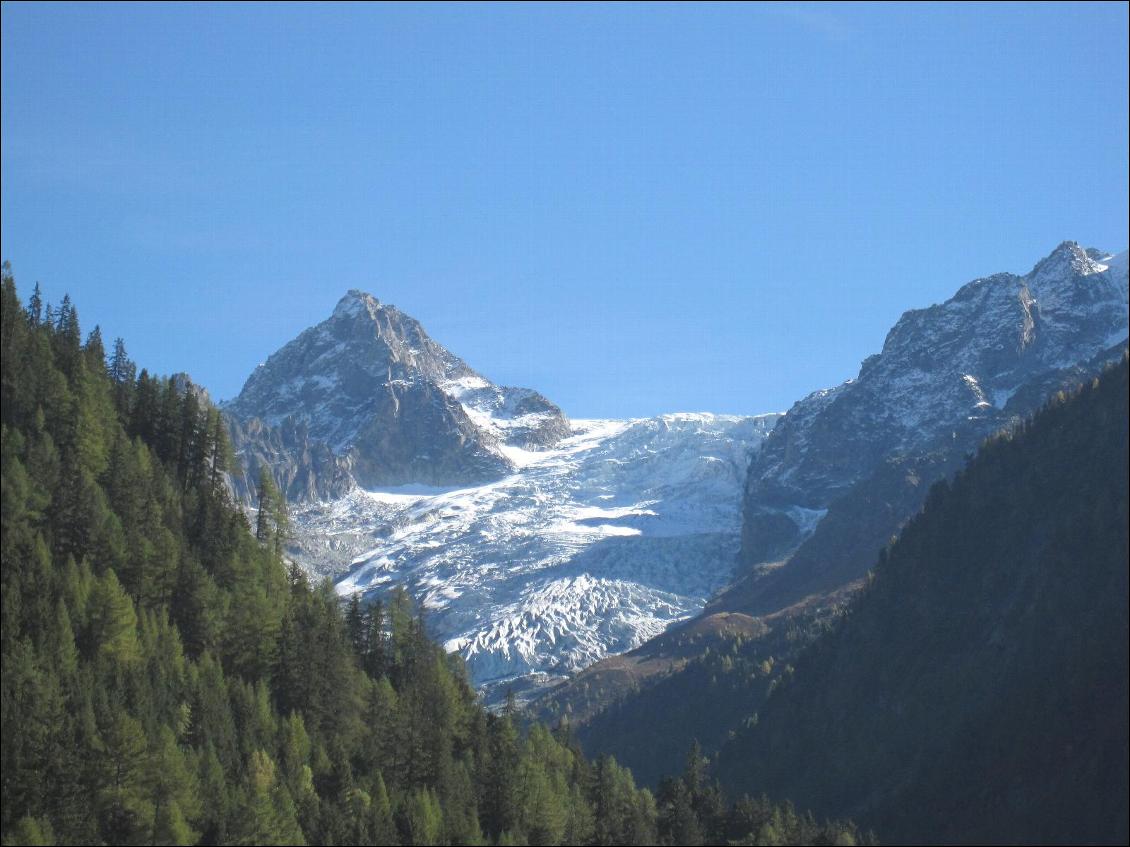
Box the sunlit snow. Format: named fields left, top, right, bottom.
left=288, top=413, right=780, bottom=698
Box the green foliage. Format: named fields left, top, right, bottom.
left=0, top=272, right=853, bottom=846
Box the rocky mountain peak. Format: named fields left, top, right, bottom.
left=729, top=240, right=1129, bottom=616
left=1029, top=240, right=1110, bottom=284
left=331, top=288, right=382, bottom=320
left=335, top=286, right=371, bottom=306
left=224, top=291, right=570, bottom=497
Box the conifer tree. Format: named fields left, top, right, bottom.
left=25, top=281, right=43, bottom=327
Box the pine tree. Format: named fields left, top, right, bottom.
left=83, top=326, right=106, bottom=376
left=47, top=599, right=79, bottom=679
left=364, top=598, right=388, bottom=678
left=108, top=337, right=137, bottom=412
left=368, top=772, right=398, bottom=846
left=235, top=750, right=305, bottom=846
left=345, top=593, right=369, bottom=660
left=26, top=282, right=42, bottom=327
left=205, top=407, right=232, bottom=496
left=147, top=726, right=200, bottom=845
left=96, top=712, right=150, bottom=844
left=255, top=466, right=280, bottom=548
left=401, top=786, right=443, bottom=846
left=86, top=569, right=140, bottom=664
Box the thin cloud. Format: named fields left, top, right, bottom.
left=761, top=3, right=857, bottom=42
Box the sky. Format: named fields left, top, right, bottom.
left=2, top=2, right=1127, bottom=418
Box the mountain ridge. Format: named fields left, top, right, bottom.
left=714, top=355, right=1129, bottom=844
left=728, top=240, right=1128, bottom=614
left=224, top=241, right=1128, bottom=706
left=533, top=241, right=1129, bottom=773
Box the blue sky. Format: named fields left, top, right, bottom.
left=2, top=2, right=1127, bottom=417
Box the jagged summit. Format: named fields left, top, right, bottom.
left=1030, top=239, right=1113, bottom=283
left=224, top=292, right=570, bottom=496
left=725, top=240, right=1129, bottom=616
left=332, top=288, right=381, bottom=318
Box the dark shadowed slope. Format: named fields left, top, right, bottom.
left=715, top=356, right=1129, bottom=845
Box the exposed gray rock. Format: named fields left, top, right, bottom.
left=226, top=416, right=355, bottom=505
left=223, top=290, right=570, bottom=500
left=724, top=242, right=1129, bottom=615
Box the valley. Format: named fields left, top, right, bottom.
left=230, top=242, right=1128, bottom=706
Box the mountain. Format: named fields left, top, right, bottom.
left=725, top=241, right=1128, bottom=615
left=714, top=356, right=1130, bottom=844
left=318, top=413, right=779, bottom=699
left=223, top=290, right=782, bottom=698
left=1, top=271, right=861, bottom=847
left=231, top=243, right=1127, bottom=713
left=223, top=289, right=570, bottom=500
left=534, top=241, right=1129, bottom=782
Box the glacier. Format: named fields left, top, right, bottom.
left=288, top=412, right=779, bottom=700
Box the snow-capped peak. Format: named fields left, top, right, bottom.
left=225, top=289, right=571, bottom=493
left=1029, top=240, right=1109, bottom=282
left=739, top=240, right=1129, bottom=590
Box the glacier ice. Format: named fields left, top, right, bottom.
left=287, top=413, right=780, bottom=698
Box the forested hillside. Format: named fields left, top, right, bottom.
left=0, top=266, right=865, bottom=846
left=536, top=599, right=850, bottom=789
left=715, top=355, right=1130, bottom=844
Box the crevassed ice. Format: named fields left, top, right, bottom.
left=291, top=413, right=781, bottom=699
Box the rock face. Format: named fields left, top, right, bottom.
left=226, top=416, right=356, bottom=505
left=726, top=242, right=1129, bottom=615
left=223, top=290, right=571, bottom=501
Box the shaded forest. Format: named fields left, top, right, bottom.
left=536, top=601, right=849, bottom=789
left=714, top=355, right=1129, bottom=844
